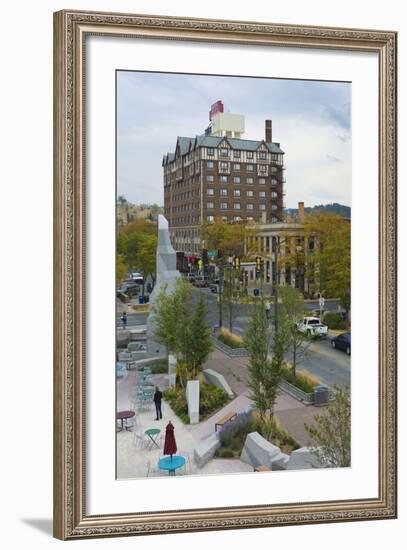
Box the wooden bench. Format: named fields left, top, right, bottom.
left=254, top=465, right=271, bottom=472
left=215, top=411, right=237, bottom=432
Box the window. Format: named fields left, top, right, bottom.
left=272, top=216, right=278, bottom=222
left=247, top=203, right=254, bottom=210
left=247, top=190, right=254, bottom=197
left=233, top=189, right=241, bottom=197
left=271, top=191, right=278, bottom=198
left=207, top=175, right=214, bottom=183
left=222, top=216, right=228, bottom=221
left=259, top=178, right=266, bottom=185
left=220, top=202, right=228, bottom=210
left=207, top=215, right=214, bottom=222
left=247, top=151, right=254, bottom=159
left=207, top=202, right=214, bottom=209
left=207, top=147, right=214, bottom=156
left=220, top=189, right=228, bottom=197
left=234, top=203, right=241, bottom=210
left=233, top=216, right=242, bottom=221
left=259, top=191, right=266, bottom=198
left=271, top=178, right=278, bottom=186
left=233, top=163, right=241, bottom=171
left=246, top=177, right=254, bottom=184
left=207, top=188, right=215, bottom=196
left=258, top=151, right=267, bottom=160
left=233, top=176, right=241, bottom=184
left=220, top=175, right=228, bottom=183
left=259, top=204, right=266, bottom=211
left=271, top=204, right=278, bottom=211
left=220, top=148, right=229, bottom=157
left=207, top=161, right=214, bottom=169
left=247, top=216, right=254, bottom=221
left=219, top=161, right=229, bottom=172
left=259, top=164, right=268, bottom=174
left=233, top=150, right=241, bottom=158
left=271, top=166, right=278, bottom=173
left=246, top=164, right=254, bottom=171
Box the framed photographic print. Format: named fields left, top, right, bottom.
left=53, top=10, right=397, bottom=540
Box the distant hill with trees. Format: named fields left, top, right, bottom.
left=285, top=203, right=351, bottom=220
left=117, top=195, right=163, bottom=225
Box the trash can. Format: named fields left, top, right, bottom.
left=138, top=295, right=144, bottom=304
left=314, top=385, right=329, bottom=406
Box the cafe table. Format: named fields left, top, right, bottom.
left=158, top=455, right=186, bottom=476
left=144, top=428, right=161, bottom=448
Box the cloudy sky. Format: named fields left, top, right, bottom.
left=117, top=71, right=351, bottom=209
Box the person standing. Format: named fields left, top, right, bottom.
left=153, top=386, right=163, bottom=420
left=120, top=311, right=127, bottom=329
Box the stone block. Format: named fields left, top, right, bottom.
left=203, top=369, right=234, bottom=398
left=168, top=354, right=177, bottom=387
left=186, top=380, right=200, bottom=424
left=271, top=452, right=290, bottom=470
left=194, top=434, right=221, bottom=468
left=240, top=432, right=281, bottom=469
left=286, top=447, right=324, bottom=470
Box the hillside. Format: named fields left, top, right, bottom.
left=285, top=203, right=351, bottom=219
left=117, top=197, right=163, bottom=225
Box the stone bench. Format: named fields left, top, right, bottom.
left=194, top=434, right=221, bottom=468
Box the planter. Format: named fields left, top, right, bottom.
left=212, top=336, right=248, bottom=357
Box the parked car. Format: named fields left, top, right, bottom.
left=296, top=317, right=328, bottom=338
left=331, top=332, right=351, bottom=355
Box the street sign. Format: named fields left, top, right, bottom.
left=208, top=251, right=217, bottom=258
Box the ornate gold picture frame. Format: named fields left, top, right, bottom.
left=53, top=9, right=397, bottom=540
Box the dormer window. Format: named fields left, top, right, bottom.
left=220, top=148, right=229, bottom=157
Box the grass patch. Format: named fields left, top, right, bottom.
left=163, top=382, right=229, bottom=424
left=218, top=327, right=244, bottom=349
left=215, top=410, right=300, bottom=459
left=281, top=364, right=321, bottom=393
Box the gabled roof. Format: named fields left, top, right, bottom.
left=166, top=134, right=284, bottom=157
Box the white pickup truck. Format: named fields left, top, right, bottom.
left=296, top=317, right=328, bottom=338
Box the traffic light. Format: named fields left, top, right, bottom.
left=234, top=256, right=240, bottom=271
left=255, top=256, right=262, bottom=274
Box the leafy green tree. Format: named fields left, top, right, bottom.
left=116, top=253, right=128, bottom=284
left=185, top=295, right=213, bottom=378
left=305, top=385, right=351, bottom=468
left=151, top=279, right=213, bottom=386
left=244, top=300, right=281, bottom=426
left=276, top=285, right=311, bottom=375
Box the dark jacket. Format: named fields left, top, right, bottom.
left=153, top=390, right=163, bottom=403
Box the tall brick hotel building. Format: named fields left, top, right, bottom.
left=162, top=101, right=285, bottom=256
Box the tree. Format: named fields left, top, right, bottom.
left=304, top=213, right=351, bottom=318
left=244, top=300, right=281, bottom=428
left=151, top=279, right=213, bottom=386
left=185, top=295, right=213, bottom=378
left=116, top=253, right=127, bottom=284
left=276, top=285, right=311, bottom=376
left=304, top=385, right=351, bottom=468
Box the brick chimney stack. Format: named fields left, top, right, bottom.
left=265, top=120, right=272, bottom=142
left=298, top=202, right=305, bottom=220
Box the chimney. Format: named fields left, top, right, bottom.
left=265, top=120, right=272, bottom=143
left=298, top=202, right=305, bottom=220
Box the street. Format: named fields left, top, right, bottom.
left=116, top=289, right=350, bottom=389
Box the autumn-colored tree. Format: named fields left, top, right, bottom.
left=304, top=213, right=351, bottom=316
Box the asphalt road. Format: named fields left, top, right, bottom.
left=116, top=289, right=350, bottom=389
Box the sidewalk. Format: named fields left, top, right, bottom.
left=202, top=349, right=322, bottom=446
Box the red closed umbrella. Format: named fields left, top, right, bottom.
left=163, top=421, right=177, bottom=460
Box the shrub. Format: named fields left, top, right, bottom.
left=148, top=358, right=168, bottom=374
left=218, top=327, right=244, bottom=349
left=217, top=448, right=235, bottom=458
left=281, top=364, right=320, bottom=394
left=199, top=383, right=229, bottom=418
left=323, top=312, right=346, bottom=330
left=163, top=383, right=228, bottom=423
